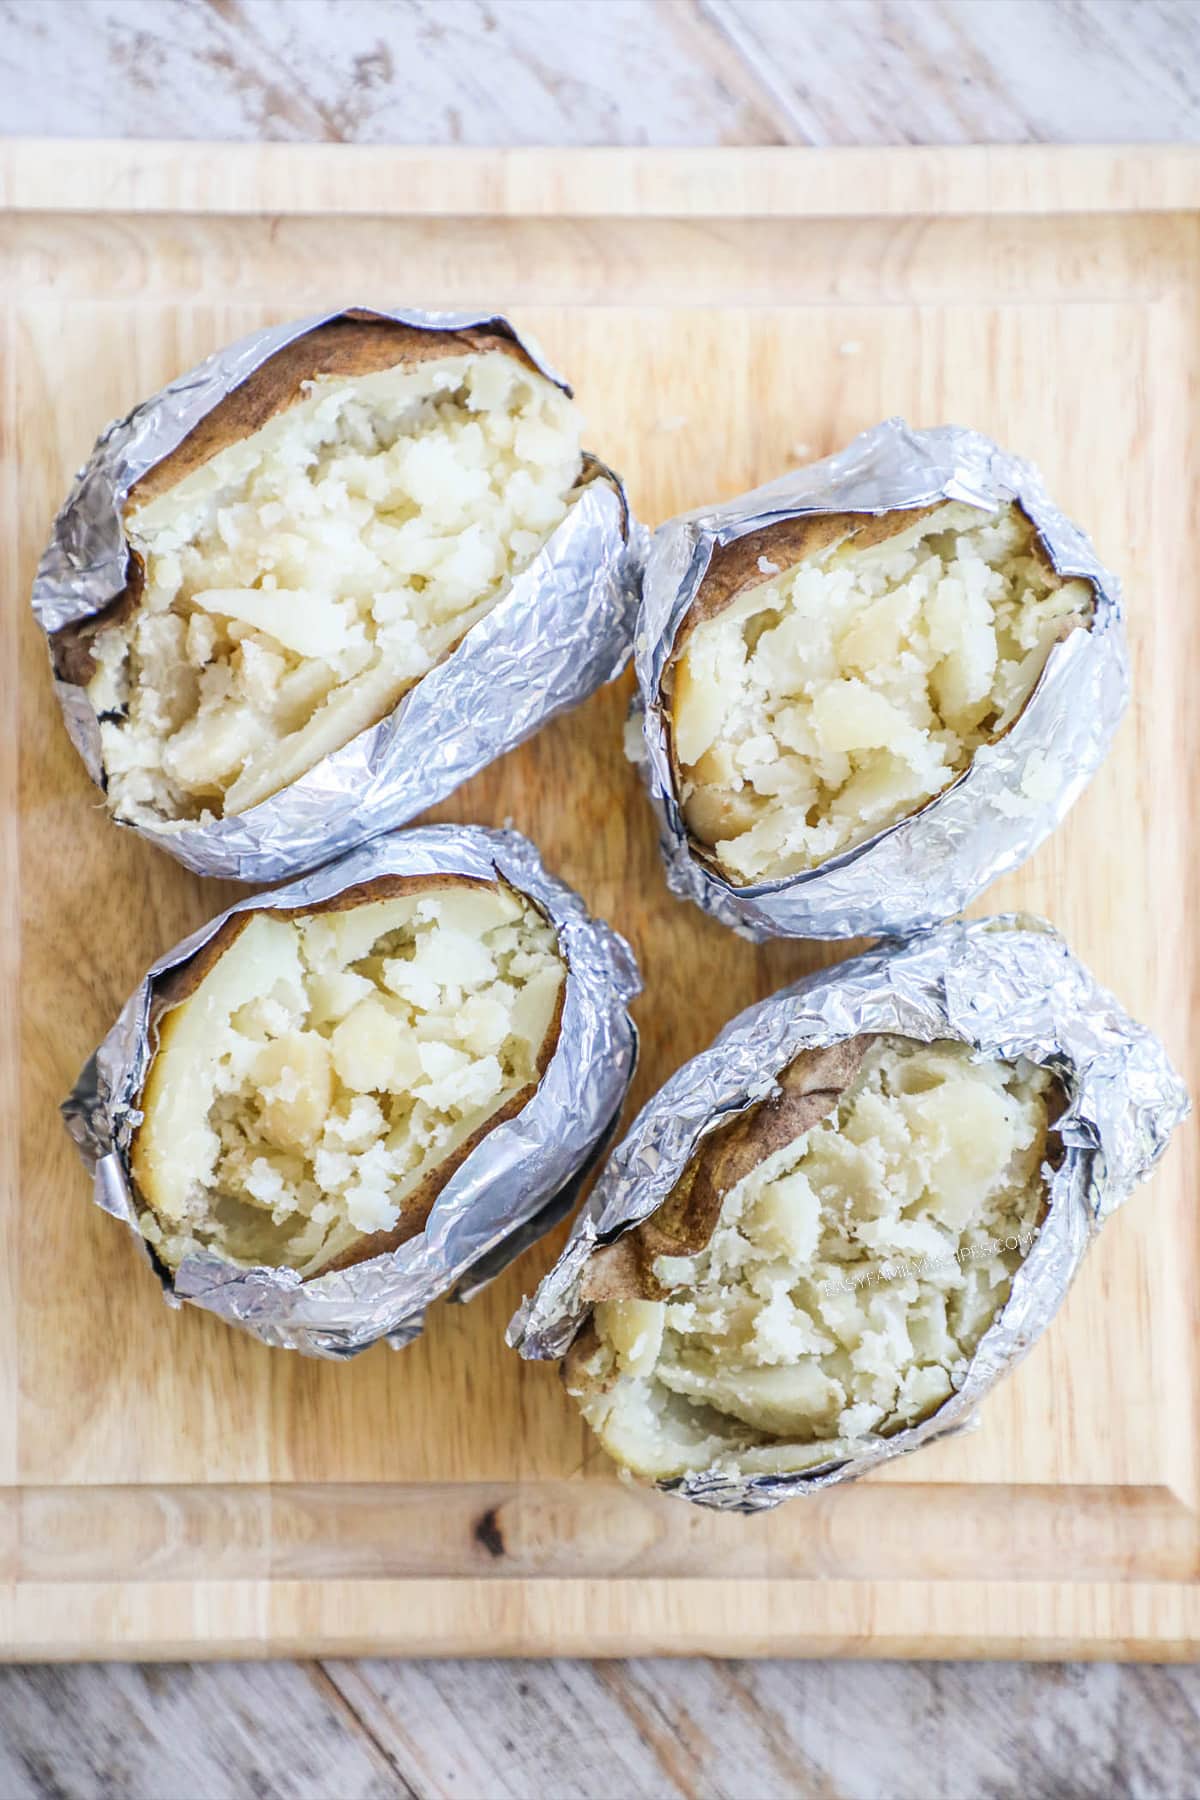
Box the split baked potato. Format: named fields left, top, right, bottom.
left=664, top=501, right=1096, bottom=884
left=567, top=1033, right=1061, bottom=1481
left=55, top=314, right=598, bottom=829
left=132, top=870, right=566, bottom=1278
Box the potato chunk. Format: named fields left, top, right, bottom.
left=570, top=1037, right=1056, bottom=1481
left=255, top=1032, right=334, bottom=1152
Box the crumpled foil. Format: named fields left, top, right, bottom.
left=33, top=306, right=641, bottom=884
left=632, top=419, right=1129, bottom=939
left=509, top=916, right=1187, bottom=1512
left=62, top=824, right=641, bottom=1358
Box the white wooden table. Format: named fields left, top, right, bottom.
left=2, top=1, right=1199, bottom=1795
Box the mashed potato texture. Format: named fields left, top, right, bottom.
left=89, top=351, right=583, bottom=823
left=571, top=1037, right=1055, bottom=1480
left=670, top=502, right=1092, bottom=882
left=132, top=881, right=565, bottom=1277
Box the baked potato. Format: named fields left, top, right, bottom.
left=664, top=500, right=1095, bottom=884
left=54, top=314, right=600, bottom=829
left=566, top=1033, right=1060, bottom=1481
left=132, top=870, right=566, bottom=1278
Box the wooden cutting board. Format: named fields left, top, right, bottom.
left=2, top=141, right=1198, bottom=1661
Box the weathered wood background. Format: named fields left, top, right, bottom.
left=2, top=1, right=1199, bottom=1796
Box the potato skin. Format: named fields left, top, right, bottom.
left=579, top=1036, right=872, bottom=1305
left=126, top=314, right=544, bottom=512
left=670, top=507, right=943, bottom=654
left=670, top=501, right=1075, bottom=654
left=49, top=313, right=545, bottom=691
left=130, top=871, right=566, bottom=1279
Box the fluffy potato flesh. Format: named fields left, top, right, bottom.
left=670, top=503, right=1093, bottom=881
left=88, top=351, right=583, bottom=824
left=570, top=1038, right=1056, bottom=1481
left=131, top=881, right=565, bottom=1278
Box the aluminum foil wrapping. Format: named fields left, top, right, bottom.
left=62, top=825, right=641, bottom=1359
left=33, top=306, right=641, bottom=884
left=510, top=916, right=1187, bottom=1512
left=633, top=419, right=1129, bottom=940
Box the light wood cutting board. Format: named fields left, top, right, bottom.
left=2, top=141, right=1198, bottom=1661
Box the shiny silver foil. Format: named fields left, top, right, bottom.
left=33, top=307, right=640, bottom=883
left=62, top=825, right=641, bottom=1358
left=633, top=420, right=1129, bottom=939
left=510, top=916, right=1187, bottom=1511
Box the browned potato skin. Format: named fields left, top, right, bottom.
left=563, top=1318, right=605, bottom=1397
left=49, top=313, right=548, bottom=691
left=130, top=872, right=566, bottom=1279
left=578, top=1036, right=872, bottom=1307
left=127, top=315, right=545, bottom=508
left=660, top=501, right=1092, bottom=881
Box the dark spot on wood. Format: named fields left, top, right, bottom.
left=473, top=1506, right=505, bottom=1559
left=353, top=44, right=393, bottom=89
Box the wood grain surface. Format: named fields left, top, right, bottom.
left=3, top=3, right=1200, bottom=1796
left=0, top=1654, right=1198, bottom=1800
left=3, top=137, right=1197, bottom=1671
left=1, top=0, right=1198, bottom=149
